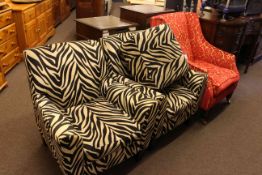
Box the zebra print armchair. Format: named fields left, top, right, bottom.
left=24, top=40, right=162, bottom=175
left=101, top=24, right=207, bottom=139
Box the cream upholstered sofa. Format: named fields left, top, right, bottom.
left=24, top=24, right=206, bottom=175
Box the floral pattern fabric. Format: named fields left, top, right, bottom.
left=150, top=12, right=240, bottom=110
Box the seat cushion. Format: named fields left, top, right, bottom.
left=65, top=97, right=141, bottom=162
left=191, top=60, right=239, bottom=96
left=119, top=24, right=189, bottom=90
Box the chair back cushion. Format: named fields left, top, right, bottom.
left=100, top=32, right=136, bottom=77
left=24, top=40, right=106, bottom=108
left=150, top=12, right=194, bottom=62
left=119, top=24, right=189, bottom=90
left=184, top=12, right=212, bottom=62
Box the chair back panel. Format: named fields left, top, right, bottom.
left=151, top=12, right=194, bottom=62
left=24, top=40, right=106, bottom=108
left=184, top=12, right=211, bottom=62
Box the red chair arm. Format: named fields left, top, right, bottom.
left=193, top=39, right=239, bottom=74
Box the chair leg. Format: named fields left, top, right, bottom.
left=226, top=93, right=233, bottom=104
left=135, top=151, right=144, bottom=162
left=147, top=141, right=154, bottom=151
left=200, top=110, right=208, bottom=125
left=41, top=136, right=47, bottom=147
left=184, top=117, right=192, bottom=126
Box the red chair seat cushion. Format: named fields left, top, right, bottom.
left=191, top=60, right=239, bottom=96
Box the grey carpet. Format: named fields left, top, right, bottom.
left=1, top=5, right=262, bottom=175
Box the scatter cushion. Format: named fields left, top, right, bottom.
left=119, top=24, right=189, bottom=90
left=100, top=32, right=136, bottom=76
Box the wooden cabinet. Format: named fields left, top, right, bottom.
left=7, top=0, right=55, bottom=51
left=238, top=15, right=262, bottom=73
left=0, top=8, right=21, bottom=90
left=37, top=13, right=48, bottom=41
left=199, top=9, right=247, bottom=55
left=0, top=9, right=20, bottom=73
left=199, top=9, right=262, bottom=73
left=0, top=64, right=6, bottom=91
left=76, top=0, right=106, bottom=18
left=0, top=10, right=13, bottom=28
left=120, top=5, right=174, bottom=30
left=53, top=0, right=70, bottom=25
left=46, top=8, right=54, bottom=31
left=60, top=0, right=70, bottom=21
left=24, top=19, right=38, bottom=48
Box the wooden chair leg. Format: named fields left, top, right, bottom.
left=41, top=136, right=47, bottom=147
left=226, top=93, right=233, bottom=104
left=184, top=117, right=193, bottom=126
left=147, top=141, right=154, bottom=151
left=135, top=151, right=143, bottom=162
left=200, top=110, right=208, bottom=125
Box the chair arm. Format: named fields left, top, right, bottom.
left=150, top=13, right=239, bottom=74
left=194, top=40, right=239, bottom=74
left=101, top=76, right=164, bottom=147
left=34, top=95, right=85, bottom=174
left=178, top=69, right=207, bottom=96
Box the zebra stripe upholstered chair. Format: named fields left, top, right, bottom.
left=24, top=40, right=161, bottom=175
left=101, top=24, right=207, bottom=139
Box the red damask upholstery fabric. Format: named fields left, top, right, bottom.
left=150, top=13, right=194, bottom=62
left=191, top=60, right=239, bottom=96
left=150, top=12, right=240, bottom=111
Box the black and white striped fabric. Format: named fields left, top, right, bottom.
left=100, top=32, right=136, bottom=77
left=119, top=24, right=189, bottom=90
left=25, top=41, right=106, bottom=109
left=101, top=24, right=207, bottom=140
left=24, top=40, right=161, bottom=175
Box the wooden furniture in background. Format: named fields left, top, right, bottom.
left=76, top=16, right=137, bottom=40
left=60, top=0, right=71, bottom=22
left=53, top=0, right=71, bottom=26
left=75, top=0, right=109, bottom=40
left=76, top=0, right=105, bottom=18
left=0, top=64, right=7, bottom=91
left=200, top=9, right=247, bottom=55
left=239, top=15, right=262, bottom=73
left=68, top=0, right=76, bottom=10
left=6, top=0, right=55, bottom=51
left=199, top=9, right=262, bottom=73
left=0, top=7, right=20, bottom=74
left=120, top=4, right=174, bottom=29
left=127, top=0, right=165, bottom=6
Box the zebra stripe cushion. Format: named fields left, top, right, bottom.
left=119, top=24, right=189, bottom=90
left=100, top=32, right=136, bottom=76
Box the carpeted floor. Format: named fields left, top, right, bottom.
left=1, top=5, right=262, bottom=175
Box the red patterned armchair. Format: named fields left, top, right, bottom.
left=150, top=12, right=240, bottom=112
